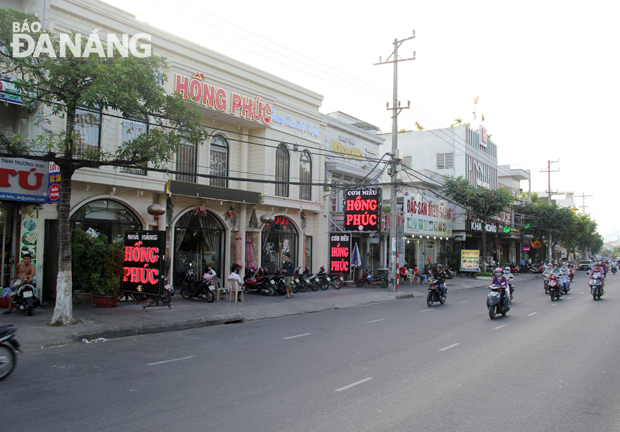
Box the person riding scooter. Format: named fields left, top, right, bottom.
left=432, top=264, right=447, bottom=298
left=491, top=267, right=509, bottom=302
left=503, top=266, right=515, bottom=299
left=589, top=262, right=606, bottom=293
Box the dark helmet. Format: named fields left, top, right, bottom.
left=437, top=264, right=443, bottom=269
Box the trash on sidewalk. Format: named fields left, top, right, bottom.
left=82, top=337, right=108, bottom=344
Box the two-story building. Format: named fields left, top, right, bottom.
left=7, top=0, right=328, bottom=298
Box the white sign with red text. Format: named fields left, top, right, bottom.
left=0, top=157, right=49, bottom=203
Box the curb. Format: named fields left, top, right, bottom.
left=74, top=313, right=245, bottom=342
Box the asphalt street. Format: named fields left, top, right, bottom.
left=4, top=271, right=620, bottom=432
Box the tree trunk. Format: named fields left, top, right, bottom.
left=50, top=107, right=77, bottom=326
left=481, top=229, right=487, bottom=270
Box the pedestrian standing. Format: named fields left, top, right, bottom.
left=282, top=253, right=294, bottom=298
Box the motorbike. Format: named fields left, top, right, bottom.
left=328, top=272, right=344, bottom=289
left=568, top=269, right=575, bottom=281
left=543, top=277, right=550, bottom=295
left=316, top=266, right=332, bottom=290
left=589, top=273, right=604, bottom=300
left=180, top=265, right=215, bottom=302
left=444, top=268, right=454, bottom=279
left=0, top=325, right=20, bottom=380
left=354, top=269, right=389, bottom=288
left=487, top=283, right=510, bottom=319
left=271, top=268, right=287, bottom=296
left=509, top=263, right=520, bottom=274
left=243, top=268, right=276, bottom=296
left=548, top=275, right=561, bottom=301
left=612, top=266, right=617, bottom=275
left=13, top=281, right=40, bottom=316
left=426, top=278, right=447, bottom=307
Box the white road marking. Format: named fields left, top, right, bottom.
left=459, top=301, right=468, bottom=304
left=421, top=309, right=434, bottom=312
left=525, top=287, right=530, bottom=289
left=439, top=343, right=460, bottom=351
left=335, top=377, right=373, bottom=392
left=494, top=325, right=506, bottom=330
left=566, top=296, right=572, bottom=299
left=580, top=292, right=584, bottom=294
left=148, top=356, right=195, bottom=366
left=551, top=303, right=557, bottom=306
left=283, top=333, right=311, bottom=340
left=528, top=312, right=537, bottom=316
left=366, top=319, right=385, bottom=323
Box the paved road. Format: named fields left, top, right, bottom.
left=4, top=272, right=620, bottom=431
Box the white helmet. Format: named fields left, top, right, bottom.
left=504, top=266, right=511, bottom=273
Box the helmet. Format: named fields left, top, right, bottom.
left=594, top=262, right=601, bottom=267
left=551, top=275, right=557, bottom=280
left=547, top=264, right=553, bottom=269
left=436, top=264, right=443, bottom=269
left=553, top=263, right=558, bottom=268
left=504, top=266, right=511, bottom=271
left=494, top=267, right=503, bottom=275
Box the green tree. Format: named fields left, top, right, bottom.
left=1, top=8, right=208, bottom=325
left=441, top=176, right=513, bottom=263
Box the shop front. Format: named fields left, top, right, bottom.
left=403, top=194, right=454, bottom=271
left=261, top=216, right=299, bottom=273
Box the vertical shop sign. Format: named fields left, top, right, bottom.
left=344, top=188, right=381, bottom=232
left=48, top=162, right=60, bottom=202
left=460, top=249, right=480, bottom=272
left=122, top=231, right=166, bottom=296
left=329, top=233, right=351, bottom=272
left=20, top=205, right=38, bottom=268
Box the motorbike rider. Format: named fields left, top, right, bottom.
left=3, top=253, right=35, bottom=315
left=432, top=264, right=447, bottom=298
left=560, top=262, right=571, bottom=293
left=543, top=264, right=553, bottom=278
left=589, top=262, right=606, bottom=292
left=504, top=266, right=515, bottom=299
left=492, top=267, right=509, bottom=302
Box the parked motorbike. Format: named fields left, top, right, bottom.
left=271, top=268, right=287, bottom=295
left=548, top=275, right=561, bottom=301
left=243, top=268, right=276, bottom=296
left=444, top=268, right=454, bottom=279
left=487, top=283, right=510, bottom=319
left=543, top=277, right=550, bottom=295
left=316, top=266, right=332, bottom=290
left=589, top=273, right=604, bottom=300
left=354, top=269, right=389, bottom=288
left=180, top=265, right=215, bottom=302
left=328, top=272, right=344, bottom=289
left=13, top=281, right=39, bottom=316
left=426, top=278, right=447, bottom=307
left=0, top=325, right=19, bottom=380
left=509, top=263, right=520, bottom=274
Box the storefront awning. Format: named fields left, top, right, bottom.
left=166, top=180, right=261, bottom=205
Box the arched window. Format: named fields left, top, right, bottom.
left=275, top=143, right=289, bottom=197
left=210, top=134, right=229, bottom=187
left=299, top=150, right=312, bottom=201
left=71, top=199, right=142, bottom=243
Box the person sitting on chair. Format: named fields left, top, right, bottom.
left=399, top=265, right=408, bottom=284
left=227, top=264, right=243, bottom=301
left=3, top=253, right=35, bottom=315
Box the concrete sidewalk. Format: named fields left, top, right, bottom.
left=0, top=274, right=537, bottom=350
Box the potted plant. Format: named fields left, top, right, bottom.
left=72, top=229, right=125, bottom=307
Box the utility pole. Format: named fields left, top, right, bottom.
left=539, top=160, right=559, bottom=262
left=374, top=32, right=415, bottom=292
left=575, top=193, right=592, bottom=215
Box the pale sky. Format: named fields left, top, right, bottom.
left=102, top=0, right=620, bottom=239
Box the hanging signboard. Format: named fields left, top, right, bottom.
left=344, top=187, right=381, bottom=232
left=403, top=194, right=453, bottom=237
left=0, top=157, right=49, bottom=203
left=523, top=243, right=531, bottom=251
left=329, top=232, right=351, bottom=272
left=460, top=249, right=480, bottom=272
left=122, top=231, right=166, bottom=296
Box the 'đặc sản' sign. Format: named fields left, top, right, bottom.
left=344, top=188, right=381, bottom=232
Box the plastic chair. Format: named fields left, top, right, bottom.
left=213, top=277, right=226, bottom=301
left=228, top=278, right=243, bottom=303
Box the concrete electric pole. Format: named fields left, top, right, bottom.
left=539, top=159, right=559, bottom=262
left=575, top=193, right=592, bottom=215
left=374, top=32, right=416, bottom=292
